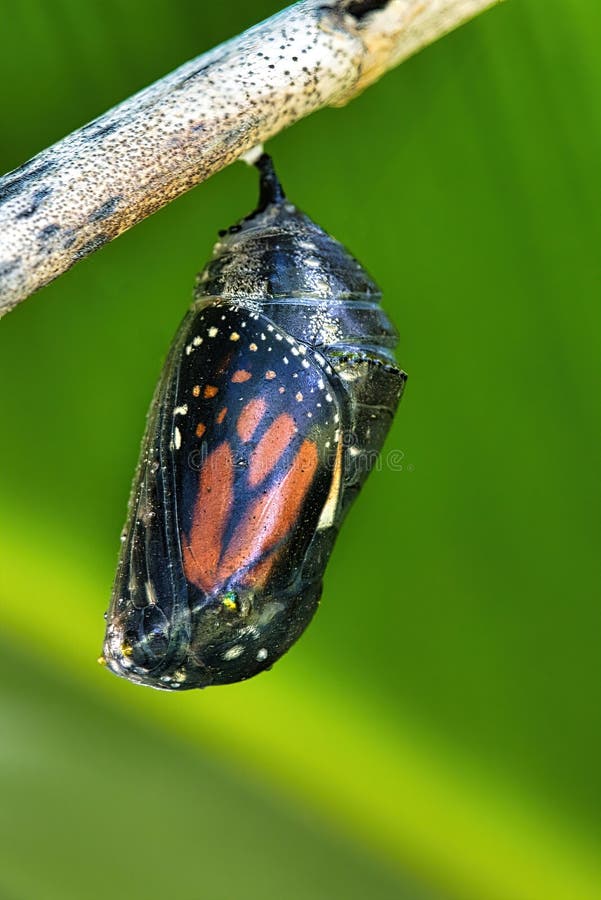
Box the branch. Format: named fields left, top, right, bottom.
left=0, top=0, right=502, bottom=315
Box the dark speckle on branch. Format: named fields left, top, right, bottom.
left=83, top=121, right=120, bottom=141
left=38, top=224, right=61, bottom=241
left=88, top=196, right=123, bottom=223
left=0, top=259, right=20, bottom=279
left=15, top=187, right=53, bottom=220
left=0, top=162, right=55, bottom=206
left=74, top=234, right=109, bottom=260
left=345, top=0, right=391, bottom=20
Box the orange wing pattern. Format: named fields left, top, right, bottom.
left=173, top=304, right=342, bottom=603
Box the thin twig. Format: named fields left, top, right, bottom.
left=0, top=0, right=502, bottom=315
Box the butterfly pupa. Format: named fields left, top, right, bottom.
left=102, top=155, right=406, bottom=689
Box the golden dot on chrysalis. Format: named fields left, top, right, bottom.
left=232, top=370, right=252, bottom=383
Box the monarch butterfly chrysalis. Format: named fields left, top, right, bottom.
left=102, top=154, right=406, bottom=690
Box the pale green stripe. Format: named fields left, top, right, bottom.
left=0, top=515, right=599, bottom=900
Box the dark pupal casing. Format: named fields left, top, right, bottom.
left=103, top=155, right=406, bottom=690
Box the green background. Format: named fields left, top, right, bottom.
left=0, top=1, right=600, bottom=898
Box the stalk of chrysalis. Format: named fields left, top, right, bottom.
left=102, top=155, right=406, bottom=690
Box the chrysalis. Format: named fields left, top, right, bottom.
left=102, top=155, right=406, bottom=690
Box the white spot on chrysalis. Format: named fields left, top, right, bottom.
left=174, top=426, right=182, bottom=450
left=318, top=438, right=343, bottom=530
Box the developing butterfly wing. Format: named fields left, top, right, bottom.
left=103, top=313, right=197, bottom=688
left=104, top=301, right=344, bottom=689
left=173, top=302, right=344, bottom=686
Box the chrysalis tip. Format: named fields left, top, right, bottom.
left=255, top=153, right=286, bottom=211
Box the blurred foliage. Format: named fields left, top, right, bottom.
left=1, top=1, right=600, bottom=898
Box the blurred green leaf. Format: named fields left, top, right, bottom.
left=1, top=512, right=600, bottom=900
